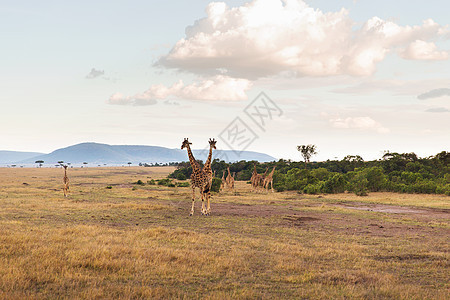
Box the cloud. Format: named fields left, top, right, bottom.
left=107, top=75, right=252, bottom=105
left=329, top=116, right=390, bottom=133
left=400, top=40, right=448, bottom=60
left=425, top=107, right=449, bottom=113
left=418, top=88, right=450, bottom=100
left=332, top=79, right=450, bottom=96
left=86, top=68, right=105, bottom=79
left=157, top=0, right=448, bottom=79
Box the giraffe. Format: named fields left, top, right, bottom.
left=62, top=165, right=69, bottom=197
left=181, top=138, right=213, bottom=216
left=226, top=167, right=235, bottom=191
left=263, top=166, right=276, bottom=193
left=250, top=164, right=258, bottom=191
left=220, top=170, right=226, bottom=191
left=203, top=138, right=216, bottom=190
left=251, top=165, right=268, bottom=192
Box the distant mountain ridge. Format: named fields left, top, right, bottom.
left=0, top=150, right=45, bottom=164
left=8, top=142, right=275, bottom=165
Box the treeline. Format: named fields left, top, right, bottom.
left=168, top=151, right=450, bottom=196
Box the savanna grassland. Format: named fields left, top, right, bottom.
left=0, top=167, right=448, bottom=299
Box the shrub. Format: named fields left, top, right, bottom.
left=322, top=173, right=346, bottom=194
left=176, top=182, right=190, bottom=187
left=304, top=183, right=323, bottom=194
left=211, top=177, right=221, bottom=193
left=364, top=167, right=386, bottom=192
left=157, top=178, right=172, bottom=186
left=135, top=180, right=145, bottom=185
left=148, top=179, right=156, bottom=185
left=349, top=172, right=368, bottom=196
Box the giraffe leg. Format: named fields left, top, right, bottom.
left=190, top=187, right=195, bottom=216
left=201, top=191, right=206, bottom=215
left=206, top=190, right=211, bottom=215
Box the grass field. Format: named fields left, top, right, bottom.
left=0, top=166, right=448, bottom=299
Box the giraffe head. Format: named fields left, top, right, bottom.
left=63, top=165, right=68, bottom=170
left=181, top=138, right=192, bottom=149
left=208, top=138, right=217, bottom=149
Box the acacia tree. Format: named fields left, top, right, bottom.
left=35, top=160, right=44, bottom=168
left=296, top=144, right=317, bottom=168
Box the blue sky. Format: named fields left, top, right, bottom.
left=1, top=0, right=449, bottom=161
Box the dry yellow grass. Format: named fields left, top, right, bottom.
left=0, top=166, right=448, bottom=299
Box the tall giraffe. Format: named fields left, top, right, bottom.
left=203, top=138, right=216, bottom=190
left=181, top=138, right=212, bottom=216
left=263, top=166, right=276, bottom=193
left=62, top=165, right=69, bottom=197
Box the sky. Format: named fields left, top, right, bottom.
left=1, top=0, right=449, bottom=161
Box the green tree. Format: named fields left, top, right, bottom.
left=297, top=144, right=317, bottom=167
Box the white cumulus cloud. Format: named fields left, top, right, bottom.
left=157, top=0, right=449, bottom=79
left=400, top=40, right=448, bottom=60
left=329, top=116, right=390, bottom=134
left=108, top=75, right=252, bottom=105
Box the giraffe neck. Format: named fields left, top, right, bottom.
left=204, top=145, right=213, bottom=170
left=186, top=145, right=201, bottom=173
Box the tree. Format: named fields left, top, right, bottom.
left=297, top=144, right=317, bottom=167
left=35, top=160, right=44, bottom=168
left=128, top=162, right=132, bottom=167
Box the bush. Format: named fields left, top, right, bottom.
left=175, top=172, right=187, bottom=180
left=157, top=178, right=172, bottom=186
left=304, top=183, right=323, bottom=194
left=176, top=182, right=190, bottom=187
left=211, top=177, right=221, bottom=193
left=322, top=173, right=346, bottom=194
left=148, top=179, right=156, bottom=185
left=349, top=172, right=368, bottom=196
left=135, top=180, right=145, bottom=185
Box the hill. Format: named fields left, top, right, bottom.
left=17, top=142, right=275, bottom=165
left=0, top=150, right=45, bottom=164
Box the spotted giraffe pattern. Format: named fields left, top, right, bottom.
left=181, top=138, right=214, bottom=216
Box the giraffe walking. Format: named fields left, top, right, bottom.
left=62, top=165, right=69, bottom=197
left=263, top=166, right=276, bottom=193
left=181, top=138, right=215, bottom=216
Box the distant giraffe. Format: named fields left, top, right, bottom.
left=250, top=164, right=258, bottom=191
left=62, top=165, right=69, bottom=197
left=220, top=170, right=226, bottom=191
left=203, top=138, right=216, bottom=190
left=263, top=166, right=276, bottom=193
left=251, top=165, right=268, bottom=192
left=226, top=167, right=235, bottom=191
left=181, top=138, right=213, bottom=216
